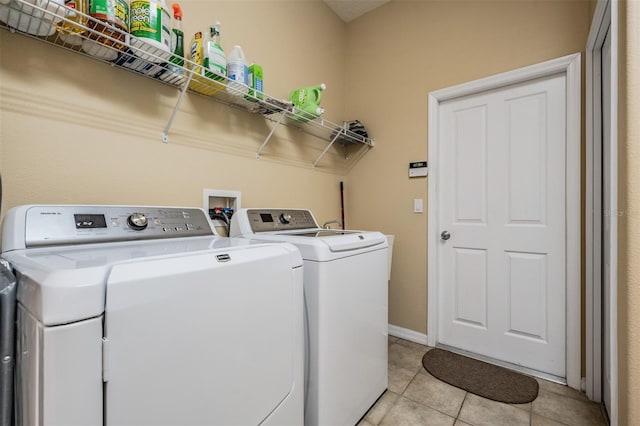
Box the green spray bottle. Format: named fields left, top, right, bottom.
left=164, top=3, right=184, bottom=80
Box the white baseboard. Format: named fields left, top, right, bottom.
left=388, top=324, right=428, bottom=345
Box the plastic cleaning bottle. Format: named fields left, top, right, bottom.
left=203, top=21, right=226, bottom=82
left=189, top=31, right=203, bottom=75
left=226, top=45, right=248, bottom=96
left=290, top=83, right=326, bottom=122
left=161, top=2, right=184, bottom=84
left=56, top=0, right=88, bottom=46
left=188, top=31, right=221, bottom=95
left=130, top=0, right=171, bottom=63
left=82, top=0, right=128, bottom=58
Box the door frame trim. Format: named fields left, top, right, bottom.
left=585, top=0, right=618, bottom=421
left=427, top=53, right=582, bottom=390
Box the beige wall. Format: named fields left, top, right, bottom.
left=0, top=1, right=351, bottom=243
left=618, top=0, right=640, bottom=423
left=3, top=0, right=620, bottom=402
left=343, top=0, right=590, bottom=335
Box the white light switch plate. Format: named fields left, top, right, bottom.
left=414, top=198, right=424, bottom=213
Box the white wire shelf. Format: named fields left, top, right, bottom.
left=0, top=0, right=374, bottom=167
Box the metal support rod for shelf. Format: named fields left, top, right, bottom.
left=312, top=126, right=344, bottom=168
left=256, top=111, right=287, bottom=159
left=162, top=71, right=194, bottom=143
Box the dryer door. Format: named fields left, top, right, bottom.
left=103, top=245, right=302, bottom=426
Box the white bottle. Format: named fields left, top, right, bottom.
left=226, top=45, right=248, bottom=96
left=204, top=22, right=226, bottom=81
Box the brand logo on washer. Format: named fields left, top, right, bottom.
left=216, top=254, right=231, bottom=262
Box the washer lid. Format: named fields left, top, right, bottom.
left=2, top=237, right=300, bottom=326
left=246, top=231, right=387, bottom=261
left=277, top=230, right=386, bottom=252
left=277, top=230, right=359, bottom=237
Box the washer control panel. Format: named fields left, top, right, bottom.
left=246, top=209, right=318, bottom=232
left=18, top=205, right=214, bottom=248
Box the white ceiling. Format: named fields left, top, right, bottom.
left=322, top=0, right=390, bottom=23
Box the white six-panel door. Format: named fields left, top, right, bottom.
left=436, top=74, right=567, bottom=378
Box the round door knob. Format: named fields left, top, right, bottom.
left=279, top=213, right=292, bottom=224
left=128, top=213, right=148, bottom=231
left=441, top=230, right=451, bottom=241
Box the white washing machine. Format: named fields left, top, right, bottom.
left=230, top=208, right=388, bottom=426
left=0, top=205, right=304, bottom=426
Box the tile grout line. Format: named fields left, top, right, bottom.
left=400, top=365, right=422, bottom=398
left=532, top=411, right=574, bottom=426
left=375, top=393, right=397, bottom=426
left=398, top=363, right=463, bottom=422
left=376, top=355, right=423, bottom=425
left=456, top=392, right=468, bottom=422
left=398, top=390, right=466, bottom=423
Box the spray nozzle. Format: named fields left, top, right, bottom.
left=171, top=3, right=182, bottom=19
left=211, top=21, right=221, bottom=35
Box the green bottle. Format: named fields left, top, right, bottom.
left=290, top=83, right=326, bottom=122
left=169, top=3, right=184, bottom=72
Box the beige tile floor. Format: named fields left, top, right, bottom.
left=359, top=336, right=607, bottom=426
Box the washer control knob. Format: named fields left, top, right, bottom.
left=279, top=213, right=292, bottom=224
left=127, top=213, right=148, bottom=231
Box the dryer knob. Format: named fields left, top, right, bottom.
left=127, top=213, right=148, bottom=230
left=279, top=213, right=292, bottom=224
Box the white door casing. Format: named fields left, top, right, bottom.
left=586, top=0, right=618, bottom=421
left=602, top=26, right=613, bottom=416
left=428, top=54, right=581, bottom=389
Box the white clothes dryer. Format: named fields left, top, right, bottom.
left=0, top=205, right=304, bottom=426
left=231, top=208, right=389, bottom=426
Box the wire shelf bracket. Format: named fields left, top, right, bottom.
left=256, top=111, right=286, bottom=159
left=162, top=71, right=194, bottom=143
left=312, top=126, right=344, bottom=169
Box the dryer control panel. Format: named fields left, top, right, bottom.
left=245, top=209, right=319, bottom=232
left=2, top=205, right=215, bottom=250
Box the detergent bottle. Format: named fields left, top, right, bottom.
left=290, top=83, right=326, bottom=122
left=226, top=45, right=248, bottom=96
